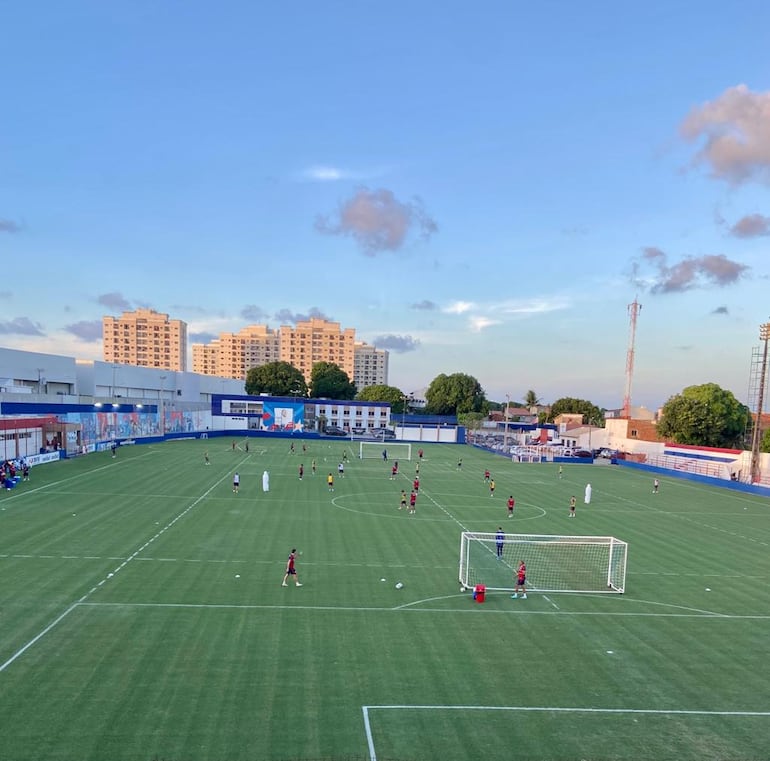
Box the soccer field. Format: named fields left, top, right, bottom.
left=1, top=438, right=769, bottom=761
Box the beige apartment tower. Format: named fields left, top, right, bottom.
left=279, top=318, right=356, bottom=382
left=103, top=309, right=187, bottom=371
left=192, top=325, right=280, bottom=380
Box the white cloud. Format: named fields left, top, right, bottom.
left=303, top=165, right=350, bottom=181
left=444, top=301, right=475, bottom=314
left=468, top=316, right=501, bottom=332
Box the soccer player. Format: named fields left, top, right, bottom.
left=496, top=527, right=505, bottom=558
left=484, top=469, right=490, bottom=482
left=569, top=495, right=576, bottom=517
left=382, top=449, right=388, bottom=461
left=22, top=462, right=30, bottom=481
left=282, top=549, right=302, bottom=587
left=409, top=490, right=417, bottom=514
left=327, top=473, right=334, bottom=492
left=338, top=461, right=345, bottom=478
left=311, top=459, right=316, bottom=476
left=245, top=441, right=249, bottom=453
left=111, top=442, right=117, bottom=458
left=289, top=442, right=295, bottom=455
left=507, top=495, right=515, bottom=518
left=558, top=465, right=563, bottom=480
left=232, top=440, right=236, bottom=451
left=299, top=464, right=304, bottom=480
left=653, top=478, right=659, bottom=494
left=489, top=478, right=495, bottom=497
left=511, top=560, right=527, bottom=599
left=399, top=490, right=407, bottom=510
left=584, top=483, right=592, bottom=504
left=457, top=458, right=462, bottom=470
left=415, top=462, right=420, bottom=476
left=204, top=451, right=210, bottom=465
left=418, top=448, right=423, bottom=460
left=413, top=476, right=420, bottom=493
left=233, top=472, right=240, bottom=494
left=390, top=463, right=398, bottom=480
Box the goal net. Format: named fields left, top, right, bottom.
left=459, top=532, right=627, bottom=594
left=359, top=441, right=412, bottom=461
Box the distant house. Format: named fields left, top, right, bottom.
left=490, top=407, right=536, bottom=424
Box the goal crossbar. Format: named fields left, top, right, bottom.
left=459, top=532, right=627, bottom=594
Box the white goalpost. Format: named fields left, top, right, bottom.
left=359, top=441, right=412, bottom=460
left=459, top=532, right=627, bottom=594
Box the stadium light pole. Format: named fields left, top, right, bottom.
left=750, top=321, right=770, bottom=483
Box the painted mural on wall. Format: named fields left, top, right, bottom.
left=256, top=402, right=304, bottom=432
left=57, top=408, right=212, bottom=443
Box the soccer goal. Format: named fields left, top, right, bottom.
left=459, top=532, right=627, bottom=594
left=359, top=441, right=412, bottom=460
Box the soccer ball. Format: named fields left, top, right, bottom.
left=395, top=582, right=404, bottom=589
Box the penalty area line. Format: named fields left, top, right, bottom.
left=362, top=704, right=770, bottom=761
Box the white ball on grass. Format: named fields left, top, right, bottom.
left=395, top=582, right=404, bottom=589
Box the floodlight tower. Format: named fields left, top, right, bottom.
left=749, top=321, right=770, bottom=484
left=621, top=298, right=642, bottom=419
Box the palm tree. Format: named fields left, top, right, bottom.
left=524, top=389, right=540, bottom=409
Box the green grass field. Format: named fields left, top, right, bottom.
left=1, top=438, right=769, bottom=761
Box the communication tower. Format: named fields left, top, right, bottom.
left=622, top=298, right=642, bottom=419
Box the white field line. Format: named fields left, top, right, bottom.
left=0, top=450, right=156, bottom=508
left=0, top=465, right=238, bottom=673
left=363, top=703, right=770, bottom=761
left=0, top=604, right=78, bottom=673
left=76, top=600, right=770, bottom=620
left=366, top=703, right=770, bottom=715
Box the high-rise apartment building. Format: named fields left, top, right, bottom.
left=191, top=318, right=389, bottom=389
left=103, top=309, right=187, bottom=371
left=192, top=325, right=280, bottom=380
left=279, top=318, right=356, bottom=382
left=353, top=342, right=389, bottom=390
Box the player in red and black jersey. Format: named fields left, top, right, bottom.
left=507, top=496, right=515, bottom=518
left=512, top=560, right=527, bottom=599
left=282, top=549, right=302, bottom=588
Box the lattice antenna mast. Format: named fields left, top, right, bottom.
left=622, top=298, right=642, bottom=419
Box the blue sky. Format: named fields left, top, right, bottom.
left=1, top=1, right=769, bottom=410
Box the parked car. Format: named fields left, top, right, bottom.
left=574, top=449, right=593, bottom=458
left=351, top=427, right=366, bottom=435
left=324, top=426, right=348, bottom=437
left=373, top=428, right=396, bottom=439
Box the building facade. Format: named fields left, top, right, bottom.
left=279, top=318, right=356, bottom=383
left=353, top=342, right=389, bottom=390
left=192, top=325, right=280, bottom=380
left=103, top=309, right=187, bottom=372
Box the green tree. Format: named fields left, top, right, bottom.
left=524, top=389, right=541, bottom=408
left=425, top=373, right=487, bottom=415
left=356, top=384, right=408, bottom=412
left=547, top=397, right=605, bottom=426
left=245, top=361, right=307, bottom=397
left=761, top=427, right=770, bottom=453
left=309, top=361, right=357, bottom=400
left=657, top=383, right=748, bottom=448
